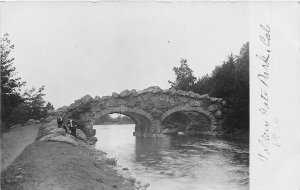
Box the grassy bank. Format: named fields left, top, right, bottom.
left=1, top=122, right=143, bottom=190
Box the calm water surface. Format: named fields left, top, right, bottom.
left=94, top=124, right=249, bottom=190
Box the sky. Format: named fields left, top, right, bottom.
left=1, top=2, right=249, bottom=108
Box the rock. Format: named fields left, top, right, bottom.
left=26, top=119, right=40, bottom=125
left=81, top=95, right=93, bottom=102
left=161, top=128, right=178, bottom=135
left=48, top=128, right=66, bottom=135
left=100, top=96, right=110, bottom=100
left=40, top=133, right=61, bottom=141
left=76, top=129, right=87, bottom=140
left=89, top=136, right=98, bottom=141
left=189, top=100, right=202, bottom=107
left=177, top=90, right=185, bottom=96
left=208, top=104, right=218, bottom=111
left=120, top=89, right=130, bottom=97
left=215, top=110, right=222, bottom=117
left=137, top=89, right=146, bottom=95
left=222, top=100, right=226, bottom=105
left=112, top=92, right=119, bottom=98
left=145, top=86, right=162, bottom=93
left=163, top=89, right=169, bottom=93
left=187, top=91, right=196, bottom=98
left=168, top=88, right=176, bottom=95
left=85, top=128, right=96, bottom=137
left=87, top=136, right=98, bottom=144
left=50, top=134, right=78, bottom=146
left=45, top=115, right=57, bottom=123
left=210, top=97, right=218, bottom=102
left=130, top=89, right=138, bottom=96
left=10, top=124, right=22, bottom=129
left=195, top=94, right=202, bottom=98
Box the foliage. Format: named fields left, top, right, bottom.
left=1, top=34, right=25, bottom=129
left=168, top=58, right=196, bottom=91
left=1, top=34, right=54, bottom=130
left=105, top=157, right=118, bottom=166
left=169, top=42, right=249, bottom=132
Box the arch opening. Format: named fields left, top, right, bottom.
left=161, top=107, right=215, bottom=135
left=95, top=113, right=135, bottom=125
left=92, top=107, right=154, bottom=137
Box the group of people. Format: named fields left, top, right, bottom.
left=57, top=115, right=77, bottom=137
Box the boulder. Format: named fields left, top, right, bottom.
left=208, top=104, right=218, bottom=111
left=50, top=134, right=78, bottom=146
left=45, top=115, right=57, bottom=123
left=76, top=129, right=87, bottom=140
left=130, top=89, right=138, bottom=96
left=81, top=95, right=93, bottom=102
left=209, top=97, right=218, bottom=102
left=187, top=91, right=196, bottom=97
left=100, top=96, right=110, bottom=100
left=26, top=119, right=40, bottom=125
left=161, top=128, right=178, bottom=135
left=145, top=86, right=162, bottom=93
left=85, top=128, right=96, bottom=137
left=10, top=124, right=22, bottom=129
left=87, top=136, right=98, bottom=145
left=168, top=88, right=176, bottom=95
left=112, top=92, right=119, bottom=98
left=120, top=89, right=131, bottom=97
left=215, top=110, right=222, bottom=117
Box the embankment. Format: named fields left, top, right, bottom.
left=1, top=120, right=136, bottom=190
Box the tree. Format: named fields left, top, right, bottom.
left=45, top=102, right=54, bottom=112
left=22, top=86, right=47, bottom=120
left=1, top=34, right=25, bottom=129
left=1, top=34, right=55, bottom=129
left=168, top=58, right=196, bottom=91
left=193, top=74, right=212, bottom=95
left=173, top=42, right=249, bottom=133
left=231, top=42, right=249, bottom=131
left=210, top=54, right=236, bottom=104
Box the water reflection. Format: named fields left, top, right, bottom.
left=94, top=124, right=249, bottom=190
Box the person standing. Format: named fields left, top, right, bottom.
left=67, top=119, right=77, bottom=137
left=57, top=115, right=64, bottom=128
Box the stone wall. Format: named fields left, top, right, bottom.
left=63, top=86, right=227, bottom=138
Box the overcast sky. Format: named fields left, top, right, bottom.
left=1, top=2, right=249, bottom=108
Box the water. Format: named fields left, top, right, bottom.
left=94, top=124, right=249, bottom=190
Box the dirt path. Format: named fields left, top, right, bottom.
left=1, top=124, right=41, bottom=172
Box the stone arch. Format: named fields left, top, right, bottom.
left=93, top=106, right=155, bottom=136
left=161, top=106, right=217, bottom=131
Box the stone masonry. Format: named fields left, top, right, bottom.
left=64, top=86, right=227, bottom=138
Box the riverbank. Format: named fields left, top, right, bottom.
left=0, top=121, right=139, bottom=190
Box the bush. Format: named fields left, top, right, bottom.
left=105, top=157, right=118, bottom=166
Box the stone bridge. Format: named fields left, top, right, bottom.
left=64, top=86, right=227, bottom=138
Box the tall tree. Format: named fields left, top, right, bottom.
left=22, top=86, right=47, bottom=120
left=210, top=53, right=236, bottom=104
left=168, top=58, right=196, bottom=91
left=1, top=34, right=25, bottom=128
left=172, top=42, right=249, bottom=132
